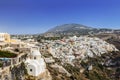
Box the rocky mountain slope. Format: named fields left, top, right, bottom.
left=47, top=23, right=93, bottom=33
left=45, top=23, right=113, bottom=36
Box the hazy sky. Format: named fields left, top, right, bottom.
left=0, top=0, right=120, bottom=34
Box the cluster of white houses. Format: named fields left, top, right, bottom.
left=0, top=33, right=119, bottom=78
left=0, top=33, right=47, bottom=78
left=45, top=36, right=118, bottom=64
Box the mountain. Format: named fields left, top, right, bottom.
left=45, top=23, right=113, bottom=36
left=47, top=23, right=93, bottom=33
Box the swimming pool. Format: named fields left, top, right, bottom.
left=0, top=58, right=11, bottom=61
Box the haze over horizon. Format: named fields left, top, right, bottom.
left=0, top=0, right=120, bottom=34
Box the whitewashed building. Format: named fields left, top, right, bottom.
left=25, top=49, right=46, bottom=76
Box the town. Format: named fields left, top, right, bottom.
left=0, top=33, right=119, bottom=80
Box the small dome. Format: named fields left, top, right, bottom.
left=30, top=50, right=41, bottom=56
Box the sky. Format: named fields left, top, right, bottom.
left=0, top=0, right=120, bottom=34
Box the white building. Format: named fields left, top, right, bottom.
left=25, top=49, right=46, bottom=76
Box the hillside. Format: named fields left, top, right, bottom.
left=41, top=35, right=120, bottom=80
left=47, top=23, right=93, bottom=33
left=45, top=23, right=113, bottom=36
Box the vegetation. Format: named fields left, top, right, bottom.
left=10, top=62, right=27, bottom=80
left=46, top=50, right=120, bottom=80
left=0, top=50, right=17, bottom=58
left=47, top=64, right=71, bottom=80
left=36, top=35, right=63, bottom=42
left=14, top=48, right=19, bottom=52
left=0, top=62, right=2, bottom=67
left=83, top=57, right=112, bottom=80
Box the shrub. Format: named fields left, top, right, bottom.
left=0, top=50, right=17, bottom=58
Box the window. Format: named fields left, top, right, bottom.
left=34, top=57, right=36, bottom=59
left=30, top=69, right=32, bottom=72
